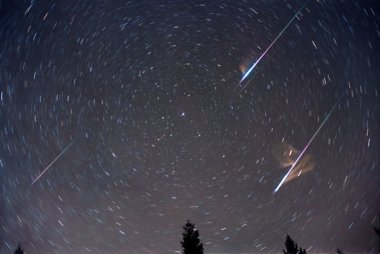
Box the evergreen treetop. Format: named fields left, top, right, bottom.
left=283, top=235, right=306, bottom=254
left=13, top=243, right=24, bottom=254
left=181, top=220, right=204, bottom=254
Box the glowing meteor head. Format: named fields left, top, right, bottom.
left=239, top=57, right=255, bottom=75
left=273, top=143, right=315, bottom=184
left=239, top=63, right=248, bottom=75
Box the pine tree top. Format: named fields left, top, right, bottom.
left=13, top=243, right=24, bottom=254
left=181, top=220, right=204, bottom=254
left=283, top=235, right=306, bottom=254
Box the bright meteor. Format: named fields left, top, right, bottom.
left=273, top=99, right=340, bottom=193
left=237, top=0, right=310, bottom=90
left=30, top=141, right=74, bottom=186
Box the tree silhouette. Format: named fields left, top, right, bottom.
left=283, top=235, right=298, bottom=254
left=13, top=243, right=23, bottom=254
left=181, top=220, right=203, bottom=254
left=374, top=226, right=380, bottom=238
left=336, top=248, right=343, bottom=254
left=375, top=226, right=380, bottom=249
left=283, top=235, right=306, bottom=254
left=299, top=248, right=307, bottom=254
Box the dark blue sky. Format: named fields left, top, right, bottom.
left=0, top=0, right=379, bottom=253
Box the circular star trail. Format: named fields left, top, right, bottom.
left=1, top=0, right=379, bottom=253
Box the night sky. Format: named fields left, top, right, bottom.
left=1, top=0, right=379, bottom=253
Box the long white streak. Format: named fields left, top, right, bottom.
left=273, top=100, right=339, bottom=193
left=31, top=141, right=74, bottom=186
left=238, top=0, right=310, bottom=87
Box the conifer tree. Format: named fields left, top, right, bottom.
left=283, top=235, right=306, bottom=254
left=374, top=226, right=380, bottom=238
left=299, top=248, right=307, bottom=254
left=13, top=243, right=23, bottom=254
left=283, top=235, right=299, bottom=254
left=181, top=220, right=203, bottom=254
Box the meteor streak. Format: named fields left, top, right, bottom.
left=237, top=0, right=310, bottom=90
left=273, top=99, right=340, bottom=193
left=30, top=141, right=74, bottom=186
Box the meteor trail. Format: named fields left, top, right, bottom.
left=31, top=141, right=74, bottom=186
left=237, top=0, right=310, bottom=90
left=273, top=99, right=340, bottom=193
